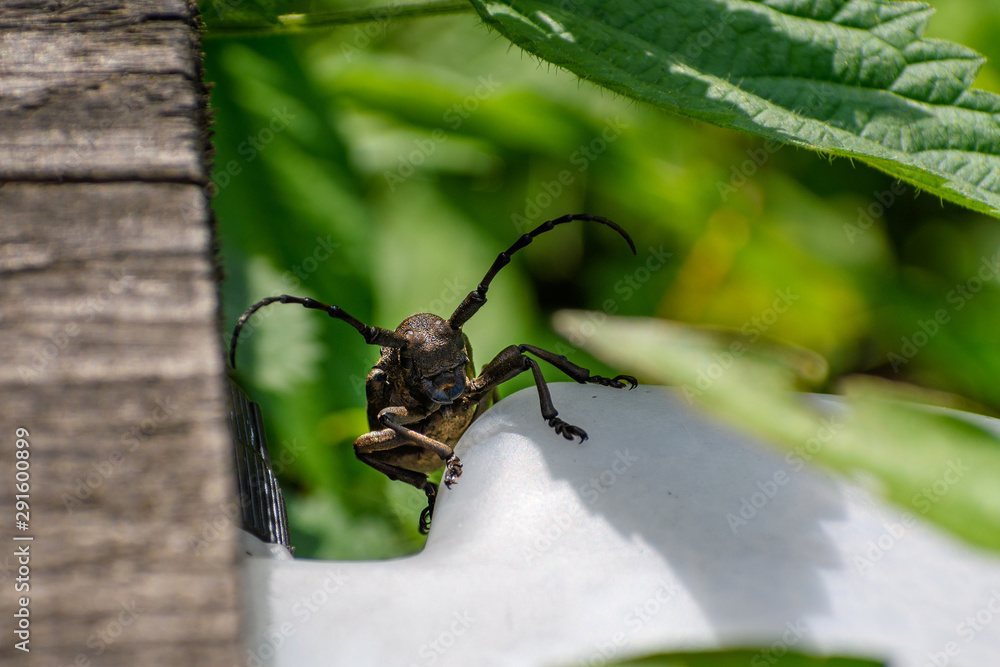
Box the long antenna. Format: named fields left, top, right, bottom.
left=448, top=214, right=635, bottom=329
left=229, top=295, right=406, bottom=368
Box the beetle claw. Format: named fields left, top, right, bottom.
left=419, top=484, right=437, bottom=535
left=591, top=374, right=638, bottom=389
left=443, top=455, right=463, bottom=488
left=548, top=417, right=588, bottom=443
left=418, top=506, right=433, bottom=534
left=613, top=374, right=639, bottom=390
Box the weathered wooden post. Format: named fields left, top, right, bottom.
left=0, top=2, right=241, bottom=664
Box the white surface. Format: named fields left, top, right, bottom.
left=244, top=384, right=1000, bottom=666
left=240, top=530, right=294, bottom=561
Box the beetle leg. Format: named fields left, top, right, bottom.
left=353, top=441, right=442, bottom=535
left=467, top=345, right=527, bottom=395
left=519, top=344, right=638, bottom=389
left=355, top=418, right=463, bottom=488
left=418, top=484, right=437, bottom=534
left=354, top=447, right=433, bottom=489
left=375, top=407, right=463, bottom=486
left=469, top=345, right=589, bottom=443
left=354, top=409, right=465, bottom=534
left=354, top=449, right=438, bottom=533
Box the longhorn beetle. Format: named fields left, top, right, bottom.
left=230, top=214, right=638, bottom=533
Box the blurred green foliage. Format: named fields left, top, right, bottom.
left=202, top=0, right=1000, bottom=560
left=600, top=649, right=882, bottom=667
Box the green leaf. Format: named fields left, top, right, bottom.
left=199, top=0, right=282, bottom=27
left=594, top=648, right=883, bottom=667
left=200, top=0, right=474, bottom=37
left=470, top=0, right=1000, bottom=216
left=554, top=311, right=1000, bottom=553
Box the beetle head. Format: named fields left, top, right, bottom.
left=395, top=313, right=469, bottom=405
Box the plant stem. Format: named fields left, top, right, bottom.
left=203, top=0, right=475, bottom=39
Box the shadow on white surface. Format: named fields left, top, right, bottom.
left=244, top=384, right=1000, bottom=667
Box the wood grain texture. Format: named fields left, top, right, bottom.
left=0, top=25, right=204, bottom=181
left=0, top=1, right=241, bottom=665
